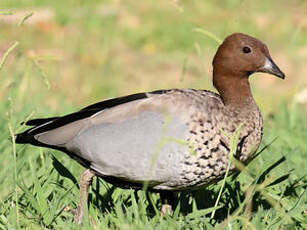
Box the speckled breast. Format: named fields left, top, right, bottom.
left=173, top=98, right=263, bottom=190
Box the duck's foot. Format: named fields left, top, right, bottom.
left=72, top=169, right=96, bottom=225
left=161, top=204, right=173, bottom=216
left=159, top=191, right=175, bottom=216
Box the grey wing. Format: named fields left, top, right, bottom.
left=35, top=97, right=190, bottom=187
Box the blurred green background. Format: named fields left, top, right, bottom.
left=0, top=0, right=306, bottom=229
left=1, top=0, right=306, bottom=113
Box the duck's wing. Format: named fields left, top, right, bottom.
left=15, top=91, right=163, bottom=166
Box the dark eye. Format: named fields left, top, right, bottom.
left=242, top=46, right=251, bottom=53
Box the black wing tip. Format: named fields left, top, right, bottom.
left=15, top=132, right=32, bottom=144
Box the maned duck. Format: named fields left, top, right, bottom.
left=15, top=33, right=285, bottom=224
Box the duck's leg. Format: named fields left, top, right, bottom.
left=160, top=191, right=175, bottom=216
left=72, top=169, right=96, bottom=225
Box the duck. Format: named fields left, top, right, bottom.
left=15, top=33, right=285, bottom=224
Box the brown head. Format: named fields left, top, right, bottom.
left=212, top=33, right=284, bottom=107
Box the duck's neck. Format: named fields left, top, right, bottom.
left=213, top=73, right=256, bottom=109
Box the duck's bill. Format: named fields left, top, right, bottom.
left=259, top=57, right=285, bottom=79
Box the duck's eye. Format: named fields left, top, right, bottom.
left=242, top=46, right=251, bottom=54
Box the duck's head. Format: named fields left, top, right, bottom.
left=213, top=33, right=285, bottom=80
left=212, top=33, right=285, bottom=105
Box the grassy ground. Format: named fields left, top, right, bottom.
left=0, top=0, right=306, bottom=229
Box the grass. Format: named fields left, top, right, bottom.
left=0, top=0, right=306, bottom=229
